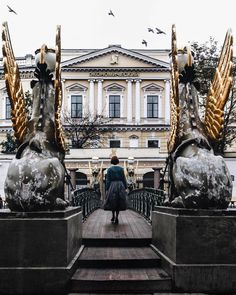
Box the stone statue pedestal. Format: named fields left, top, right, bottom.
left=152, top=207, right=236, bottom=293
left=0, top=207, right=82, bottom=294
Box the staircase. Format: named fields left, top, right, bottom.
left=68, top=210, right=172, bottom=294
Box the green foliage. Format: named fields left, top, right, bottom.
left=192, top=37, right=219, bottom=97
left=0, top=132, right=17, bottom=154
left=192, top=38, right=236, bottom=155
left=24, top=90, right=32, bottom=118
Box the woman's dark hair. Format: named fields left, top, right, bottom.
left=111, top=156, right=119, bottom=165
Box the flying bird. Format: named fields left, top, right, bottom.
left=148, top=28, right=154, bottom=33
left=142, top=40, right=147, bottom=47
left=155, top=27, right=166, bottom=34
left=108, top=9, right=115, bottom=17
left=7, top=5, right=17, bottom=15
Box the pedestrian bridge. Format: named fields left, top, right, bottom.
left=68, top=188, right=172, bottom=294
left=70, top=210, right=172, bottom=294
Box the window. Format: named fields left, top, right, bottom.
left=71, top=95, right=82, bottom=118
left=129, top=136, right=139, bottom=148
left=109, top=140, right=120, bottom=148
left=143, top=171, right=154, bottom=188
left=148, top=140, right=159, bottom=148
left=109, top=95, right=120, bottom=118
left=75, top=172, right=88, bottom=189
left=5, top=97, right=11, bottom=119
left=147, top=95, right=158, bottom=118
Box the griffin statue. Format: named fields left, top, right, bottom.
left=167, top=25, right=233, bottom=209
left=2, top=22, right=68, bottom=211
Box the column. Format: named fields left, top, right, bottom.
left=135, top=80, right=141, bottom=124
left=97, top=80, right=103, bottom=116
left=158, top=93, right=162, bottom=118
left=126, top=79, right=133, bottom=123
left=2, top=97, right=6, bottom=120
left=143, top=94, right=147, bottom=119
left=164, top=80, right=170, bottom=124
left=88, top=79, right=95, bottom=118
left=153, top=168, right=161, bottom=189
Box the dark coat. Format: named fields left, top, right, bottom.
left=105, top=165, right=127, bottom=191
left=103, top=165, right=127, bottom=211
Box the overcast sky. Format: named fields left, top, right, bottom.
left=0, top=0, right=235, bottom=57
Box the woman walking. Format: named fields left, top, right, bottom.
left=104, top=156, right=127, bottom=224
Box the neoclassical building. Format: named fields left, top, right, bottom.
left=0, top=45, right=171, bottom=196
left=60, top=45, right=172, bottom=194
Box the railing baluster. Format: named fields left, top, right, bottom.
left=128, top=188, right=165, bottom=223
left=71, top=188, right=101, bottom=222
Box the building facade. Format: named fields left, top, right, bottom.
left=0, top=45, right=171, bottom=197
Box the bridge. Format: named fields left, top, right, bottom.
left=68, top=187, right=172, bottom=294
left=1, top=187, right=235, bottom=294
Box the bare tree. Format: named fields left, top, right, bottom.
left=63, top=112, right=112, bottom=148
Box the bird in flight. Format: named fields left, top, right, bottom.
left=108, top=9, right=115, bottom=17
left=156, top=27, right=166, bottom=34
left=7, top=5, right=17, bottom=15
left=148, top=28, right=154, bottom=33
left=142, top=40, right=147, bottom=47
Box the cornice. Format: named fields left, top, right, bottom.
left=62, top=67, right=170, bottom=72
left=64, top=124, right=170, bottom=132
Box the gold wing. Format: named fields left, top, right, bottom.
left=167, top=24, right=180, bottom=153
left=2, top=22, right=27, bottom=144
left=204, top=29, right=233, bottom=141
left=54, top=25, right=66, bottom=152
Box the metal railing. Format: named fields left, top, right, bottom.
left=128, top=188, right=165, bottom=223
left=71, top=188, right=101, bottom=221
left=228, top=200, right=236, bottom=208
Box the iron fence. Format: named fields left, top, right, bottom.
left=128, top=188, right=165, bottom=223
left=71, top=188, right=101, bottom=221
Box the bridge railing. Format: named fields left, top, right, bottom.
left=71, top=188, right=101, bottom=221
left=128, top=188, right=165, bottom=223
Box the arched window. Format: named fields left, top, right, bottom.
left=75, top=172, right=88, bottom=189
left=129, top=135, right=139, bottom=148
left=143, top=171, right=154, bottom=188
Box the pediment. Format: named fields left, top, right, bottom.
left=66, top=83, right=87, bottom=92
left=61, top=45, right=169, bottom=70
left=143, top=83, right=164, bottom=92
left=104, top=83, right=125, bottom=92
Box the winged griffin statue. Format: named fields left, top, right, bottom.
left=167, top=25, right=233, bottom=209
left=2, top=22, right=68, bottom=211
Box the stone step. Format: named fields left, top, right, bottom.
left=70, top=267, right=172, bottom=293
left=78, top=246, right=161, bottom=268
left=82, top=238, right=152, bottom=247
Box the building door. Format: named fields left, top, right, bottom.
left=143, top=171, right=154, bottom=188
left=75, top=172, right=88, bottom=189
